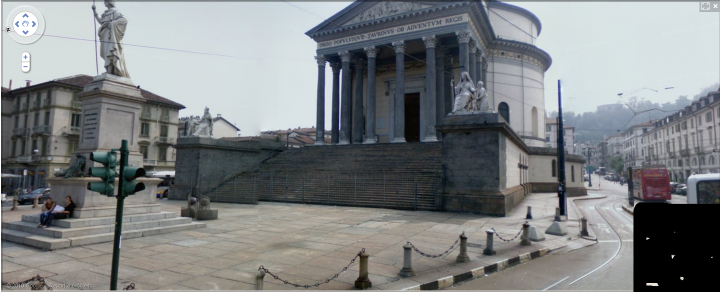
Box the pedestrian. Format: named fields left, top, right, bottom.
left=38, top=198, right=57, bottom=227
left=39, top=196, right=75, bottom=228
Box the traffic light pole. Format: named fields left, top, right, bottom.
left=109, top=140, right=128, bottom=290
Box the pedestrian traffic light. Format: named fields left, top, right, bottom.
left=121, top=167, right=146, bottom=196
left=87, top=152, right=117, bottom=196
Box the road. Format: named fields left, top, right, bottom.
left=447, top=174, right=689, bottom=290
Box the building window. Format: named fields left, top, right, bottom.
left=552, top=159, right=557, bottom=177
left=41, top=137, right=47, bottom=155
left=158, top=147, right=167, bottom=161
left=700, top=156, right=705, bottom=166
left=498, top=102, right=510, bottom=124
left=693, top=158, right=697, bottom=166
left=707, top=112, right=713, bottom=123
left=21, top=140, right=26, bottom=155
left=571, top=165, right=575, bottom=182
left=31, top=139, right=37, bottom=154
left=33, top=113, right=39, bottom=127
left=546, top=125, right=551, bottom=131
left=691, top=119, right=694, bottom=128
left=160, top=125, right=168, bottom=137
left=140, top=123, right=150, bottom=137
left=140, top=146, right=148, bottom=159
left=698, top=116, right=702, bottom=126
left=71, top=114, right=81, bottom=128
left=546, top=136, right=550, bottom=142
left=710, top=156, right=716, bottom=165
left=11, top=140, right=17, bottom=156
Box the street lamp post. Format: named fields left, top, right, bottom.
left=586, top=147, right=593, bottom=187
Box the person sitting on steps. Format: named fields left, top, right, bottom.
left=39, top=196, right=76, bottom=228
left=38, top=198, right=57, bottom=227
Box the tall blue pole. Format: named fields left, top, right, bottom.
left=557, top=80, right=567, bottom=216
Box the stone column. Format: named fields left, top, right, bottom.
left=353, top=58, right=365, bottom=144
left=456, top=31, right=470, bottom=75
left=444, top=53, right=453, bottom=116
left=435, top=46, right=446, bottom=141
left=339, top=51, right=352, bottom=145
left=481, top=55, right=488, bottom=87
left=469, top=45, right=476, bottom=82
left=314, top=55, right=327, bottom=145
left=392, top=41, right=406, bottom=143
left=475, top=50, right=483, bottom=83
left=330, top=62, right=341, bottom=144
left=364, top=46, right=378, bottom=144
left=423, top=35, right=439, bottom=143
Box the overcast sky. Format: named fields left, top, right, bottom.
left=2, top=1, right=718, bottom=136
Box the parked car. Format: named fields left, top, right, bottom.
left=670, top=182, right=678, bottom=194
left=17, top=188, right=51, bottom=205
left=676, top=184, right=687, bottom=195
left=156, top=186, right=169, bottom=199
left=583, top=174, right=589, bottom=182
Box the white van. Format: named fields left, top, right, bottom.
left=686, top=173, right=720, bottom=204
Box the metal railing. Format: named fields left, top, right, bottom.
left=13, top=128, right=26, bottom=136
left=21, top=103, right=28, bottom=111
left=32, top=125, right=50, bottom=135
left=141, top=112, right=151, bottom=120
left=160, top=115, right=169, bottom=123
left=69, top=126, right=81, bottom=134
left=16, top=156, right=32, bottom=163
left=71, top=101, right=81, bottom=109
left=201, top=170, right=443, bottom=211
left=157, top=137, right=174, bottom=144
left=143, top=159, right=157, bottom=166
left=695, top=147, right=704, bottom=154
left=680, top=149, right=690, bottom=156
left=31, top=101, right=40, bottom=109
left=43, top=99, right=51, bottom=108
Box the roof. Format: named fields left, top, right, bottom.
left=546, top=118, right=558, bottom=124
left=486, top=1, right=542, bottom=36
left=5, top=74, right=185, bottom=109
left=1, top=87, right=9, bottom=93
left=212, top=116, right=241, bottom=131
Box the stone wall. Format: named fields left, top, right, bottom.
left=528, top=147, right=587, bottom=197
left=169, top=137, right=283, bottom=200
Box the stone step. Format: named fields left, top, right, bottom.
left=21, top=211, right=178, bottom=228
left=1, top=222, right=206, bottom=250
left=2, top=217, right=193, bottom=239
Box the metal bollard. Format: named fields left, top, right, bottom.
left=354, top=250, right=372, bottom=289
left=399, top=243, right=415, bottom=277
left=521, top=222, right=531, bottom=246
left=256, top=269, right=265, bottom=290
left=581, top=217, right=589, bottom=237
left=32, top=197, right=38, bottom=208
left=554, top=207, right=561, bottom=222
left=483, top=229, right=496, bottom=255
left=456, top=232, right=470, bottom=263
left=11, top=196, right=18, bottom=211
left=526, top=206, right=533, bottom=219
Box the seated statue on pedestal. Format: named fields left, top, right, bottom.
left=450, top=71, right=476, bottom=115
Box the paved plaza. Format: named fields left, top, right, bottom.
left=2, top=193, right=598, bottom=290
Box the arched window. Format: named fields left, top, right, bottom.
left=552, top=159, right=557, bottom=177
left=571, top=165, right=575, bottom=182
left=700, top=156, right=705, bottom=165
left=692, top=158, right=697, bottom=166
left=710, top=156, right=716, bottom=165
left=498, top=102, right=510, bottom=124
left=531, top=107, right=539, bottom=137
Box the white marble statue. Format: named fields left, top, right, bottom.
left=473, top=81, right=492, bottom=112
left=92, top=0, right=130, bottom=78
left=192, top=107, right=213, bottom=137
left=451, top=71, right=476, bottom=114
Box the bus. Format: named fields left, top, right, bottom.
left=687, top=174, right=720, bottom=204
left=153, top=171, right=175, bottom=198
left=631, top=165, right=671, bottom=201
left=597, top=167, right=606, bottom=176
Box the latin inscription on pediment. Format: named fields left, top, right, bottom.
left=344, top=2, right=434, bottom=26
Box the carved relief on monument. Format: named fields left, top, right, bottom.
left=344, top=2, right=431, bottom=26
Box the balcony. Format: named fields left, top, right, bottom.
left=13, top=104, right=20, bottom=113
left=143, top=159, right=157, bottom=166
left=71, top=100, right=81, bottom=109
left=669, top=152, right=676, bottom=158
left=69, top=126, right=81, bottom=135
left=31, top=100, right=40, bottom=109
left=32, top=125, right=50, bottom=135
left=157, top=137, right=175, bottom=145
left=695, top=147, right=704, bottom=154
left=160, top=115, right=169, bottom=123
left=141, top=112, right=151, bottom=120
left=21, top=103, right=28, bottom=111
left=13, top=128, right=27, bottom=136
left=680, top=149, right=690, bottom=156
left=43, top=99, right=51, bottom=108
left=16, top=156, right=32, bottom=163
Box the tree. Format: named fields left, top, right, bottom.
left=609, top=156, right=624, bottom=175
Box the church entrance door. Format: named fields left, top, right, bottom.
left=405, top=93, right=420, bottom=142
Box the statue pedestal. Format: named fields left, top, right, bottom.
left=76, top=73, right=145, bottom=171
left=436, top=112, right=527, bottom=216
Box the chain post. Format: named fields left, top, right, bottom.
left=526, top=206, right=533, bottom=219
left=11, top=195, right=18, bottom=211
left=484, top=229, right=496, bottom=255
left=521, top=222, right=531, bottom=246
left=256, top=269, right=265, bottom=290
left=399, top=243, right=415, bottom=277
left=554, top=207, right=561, bottom=222
left=32, top=196, right=38, bottom=208
left=354, top=249, right=372, bottom=289
left=456, top=232, right=470, bottom=262
left=581, top=217, right=589, bottom=237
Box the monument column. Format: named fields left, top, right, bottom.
left=364, top=46, right=378, bottom=144
left=392, top=41, right=407, bottom=143
left=435, top=46, right=446, bottom=141
left=456, top=31, right=470, bottom=75
left=314, top=55, right=326, bottom=145
left=352, top=57, right=365, bottom=144
left=423, top=35, right=439, bottom=142
left=330, top=62, right=341, bottom=144
left=339, top=51, right=352, bottom=145
left=469, top=45, right=476, bottom=82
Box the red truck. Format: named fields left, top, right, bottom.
left=631, top=165, right=672, bottom=201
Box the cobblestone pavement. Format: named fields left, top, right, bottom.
left=2, top=192, right=596, bottom=290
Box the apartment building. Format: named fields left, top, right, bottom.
left=545, top=118, right=575, bottom=154
left=1, top=75, right=185, bottom=191
left=642, top=87, right=720, bottom=182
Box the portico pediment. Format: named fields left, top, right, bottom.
left=343, top=2, right=435, bottom=26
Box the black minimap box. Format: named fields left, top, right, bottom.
left=634, top=203, right=716, bottom=291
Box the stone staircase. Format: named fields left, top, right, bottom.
left=2, top=212, right=205, bottom=250
left=206, top=142, right=444, bottom=210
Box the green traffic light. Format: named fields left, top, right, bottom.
left=88, top=167, right=117, bottom=179
left=89, top=151, right=117, bottom=167
left=87, top=181, right=115, bottom=196
left=121, top=167, right=146, bottom=196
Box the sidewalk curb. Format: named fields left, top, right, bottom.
left=400, top=248, right=550, bottom=290
left=572, top=195, right=607, bottom=201
left=621, top=204, right=634, bottom=215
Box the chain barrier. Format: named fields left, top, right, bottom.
left=407, top=232, right=463, bottom=258
left=490, top=226, right=524, bottom=242
left=1, top=274, right=53, bottom=290
left=123, top=283, right=136, bottom=290
left=258, top=248, right=364, bottom=289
